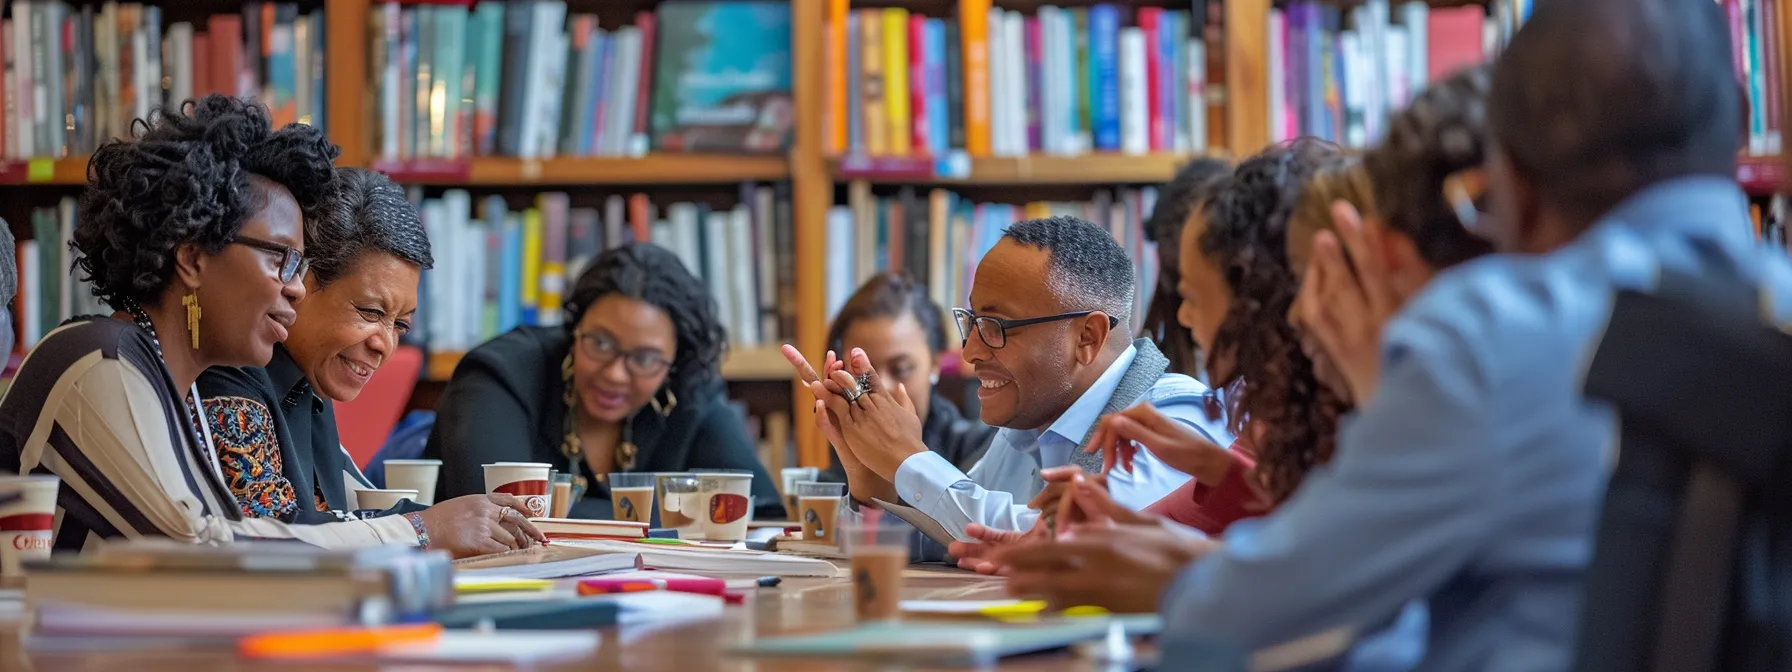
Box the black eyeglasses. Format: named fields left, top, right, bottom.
left=575, top=330, right=673, bottom=378
left=952, top=308, right=1120, bottom=350
left=230, top=235, right=308, bottom=284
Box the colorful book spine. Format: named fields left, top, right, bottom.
left=959, top=0, right=991, bottom=157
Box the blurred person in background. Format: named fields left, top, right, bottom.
left=1140, top=157, right=1233, bottom=378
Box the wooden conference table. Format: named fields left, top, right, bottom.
left=0, top=565, right=1129, bottom=671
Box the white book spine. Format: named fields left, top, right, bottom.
left=753, top=188, right=777, bottom=338
left=380, top=4, right=401, bottom=160
left=1004, top=12, right=1026, bottom=156
left=702, top=211, right=734, bottom=339
left=1119, top=28, right=1148, bottom=156
left=14, top=3, right=34, bottom=158
left=603, top=194, right=626, bottom=249
left=728, top=206, right=758, bottom=346
left=1187, top=38, right=1206, bottom=154
left=1401, top=1, right=1428, bottom=93
left=169, top=23, right=194, bottom=110
left=825, top=207, right=854, bottom=319
left=1385, top=28, right=1409, bottom=111
left=1038, top=7, right=1062, bottom=156
left=608, top=28, right=642, bottom=158
left=985, top=9, right=1007, bottom=156
left=21, top=240, right=39, bottom=347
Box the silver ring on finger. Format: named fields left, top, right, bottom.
left=844, top=386, right=864, bottom=404
left=856, top=373, right=872, bottom=393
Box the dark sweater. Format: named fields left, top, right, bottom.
left=423, top=326, right=783, bottom=520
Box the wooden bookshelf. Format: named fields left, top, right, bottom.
left=373, top=155, right=791, bottom=187
left=1739, top=155, right=1785, bottom=196
left=0, top=157, right=91, bottom=186
left=830, top=153, right=1212, bottom=185
left=424, top=345, right=794, bottom=384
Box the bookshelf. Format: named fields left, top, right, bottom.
left=831, top=153, right=1210, bottom=185
left=424, top=345, right=795, bottom=384
left=1, top=0, right=1787, bottom=472
left=0, top=158, right=90, bottom=186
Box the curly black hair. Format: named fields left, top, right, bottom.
left=1365, top=65, right=1494, bottom=268
left=308, top=167, right=434, bottom=286
left=1143, top=157, right=1231, bottom=376
left=73, top=95, right=340, bottom=311
left=1002, top=215, right=1136, bottom=323
left=563, top=243, right=727, bottom=397
left=1202, top=138, right=1350, bottom=504
left=826, top=273, right=946, bottom=355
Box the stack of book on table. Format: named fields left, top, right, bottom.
left=453, top=535, right=839, bottom=580
left=23, top=540, right=453, bottom=642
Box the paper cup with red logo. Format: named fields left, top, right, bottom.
left=0, top=475, right=59, bottom=576
left=483, top=462, right=553, bottom=518
left=694, top=470, right=755, bottom=541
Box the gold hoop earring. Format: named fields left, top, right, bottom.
left=648, top=388, right=678, bottom=417
left=182, top=292, right=201, bottom=350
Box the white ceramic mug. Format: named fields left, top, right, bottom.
left=381, top=459, right=442, bottom=506
left=354, top=488, right=420, bottom=511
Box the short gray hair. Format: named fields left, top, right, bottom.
left=308, top=167, right=433, bottom=285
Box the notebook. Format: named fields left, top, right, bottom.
left=451, top=544, right=638, bottom=579
left=555, top=539, right=840, bottom=578
left=527, top=517, right=650, bottom=540
left=732, top=617, right=1161, bottom=666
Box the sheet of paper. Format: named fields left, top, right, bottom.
left=377, top=631, right=600, bottom=664
left=872, top=498, right=974, bottom=545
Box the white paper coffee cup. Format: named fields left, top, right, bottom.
left=483, top=462, right=552, bottom=518
left=695, top=471, right=754, bottom=541
left=354, top=488, right=420, bottom=511
left=0, top=475, right=59, bottom=576
left=381, top=459, right=441, bottom=505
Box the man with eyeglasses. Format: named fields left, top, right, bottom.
left=789, top=215, right=1233, bottom=553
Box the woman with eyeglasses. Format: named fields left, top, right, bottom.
left=426, top=243, right=780, bottom=520
left=0, top=96, right=451, bottom=550
left=198, top=168, right=544, bottom=557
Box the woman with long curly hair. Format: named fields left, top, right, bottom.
left=0, top=96, right=535, bottom=553
left=426, top=243, right=780, bottom=521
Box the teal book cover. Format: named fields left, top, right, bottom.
left=651, top=2, right=794, bottom=153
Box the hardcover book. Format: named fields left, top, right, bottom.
left=650, top=2, right=793, bottom=153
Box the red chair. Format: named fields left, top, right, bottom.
left=334, top=345, right=423, bottom=468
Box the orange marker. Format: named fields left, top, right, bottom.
left=239, top=623, right=442, bottom=658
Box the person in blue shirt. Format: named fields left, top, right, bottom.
left=1144, top=1, right=1789, bottom=669
left=991, top=1, right=1792, bottom=668
left=784, top=215, right=1233, bottom=552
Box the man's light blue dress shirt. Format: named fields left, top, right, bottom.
left=1159, top=176, right=1792, bottom=671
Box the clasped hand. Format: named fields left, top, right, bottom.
left=780, top=345, right=927, bottom=505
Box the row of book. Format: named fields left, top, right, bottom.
left=409, top=184, right=794, bottom=355
left=10, top=198, right=107, bottom=350
left=824, top=1, right=1218, bottom=161
left=825, top=185, right=1160, bottom=334
left=1266, top=1, right=1492, bottom=149
left=1729, top=0, right=1785, bottom=156
left=1, top=2, right=325, bottom=161
left=370, top=0, right=793, bottom=163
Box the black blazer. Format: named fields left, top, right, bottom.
left=423, top=326, right=783, bottom=520
left=820, top=390, right=996, bottom=483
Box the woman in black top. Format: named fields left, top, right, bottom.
left=427, top=243, right=780, bottom=519
left=198, top=168, right=540, bottom=557
left=817, top=273, right=996, bottom=481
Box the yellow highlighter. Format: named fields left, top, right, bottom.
left=977, top=600, right=1112, bottom=622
